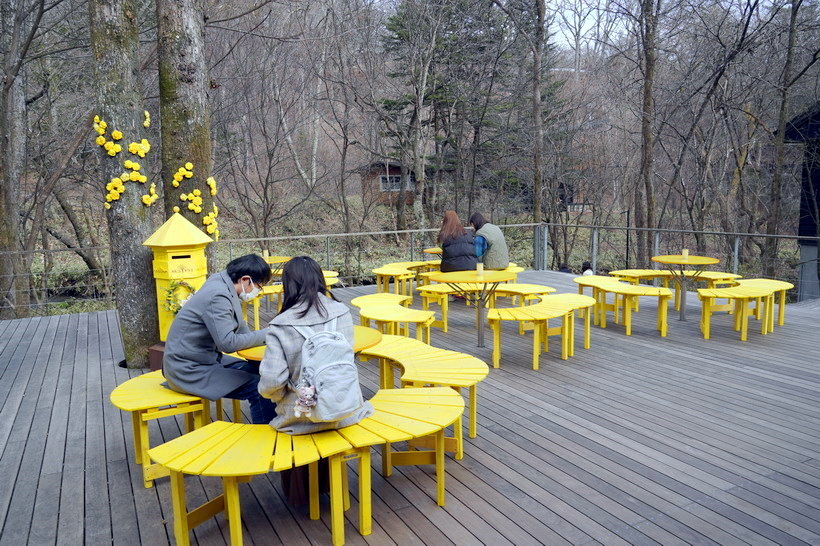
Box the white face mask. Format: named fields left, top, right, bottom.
left=239, top=279, right=261, bottom=302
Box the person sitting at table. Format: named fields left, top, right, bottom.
left=258, top=256, right=373, bottom=506
left=163, top=253, right=276, bottom=425
left=438, top=210, right=477, bottom=272
left=582, top=261, right=594, bottom=275
left=470, top=212, right=509, bottom=270
left=258, top=256, right=373, bottom=434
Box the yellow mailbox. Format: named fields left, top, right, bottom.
left=143, top=212, right=213, bottom=341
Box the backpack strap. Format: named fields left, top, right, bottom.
left=293, top=325, right=314, bottom=340
left=323, top=317, right=338, bottom=332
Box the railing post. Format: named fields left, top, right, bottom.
left=652, top=231, right=660, bottom=285
left=533, top=226, right=541, bottom=270
left=591, top=228, right=598, bottom=273
left=732, top=236, right=740, bottom=275
left=410, top=232, right=415, bottom=262
left=325, top=237, right=331, bottom=270
left=544, top=225, right=550, bottom=270
left=228, top=242, right=233, bottom=261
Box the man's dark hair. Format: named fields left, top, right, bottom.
left=469, top=212, right=487, bottom=231
left=226, top=254, right=272, bottom=285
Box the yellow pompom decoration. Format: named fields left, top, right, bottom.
left=103, top=141, right=113, bottom=151
left=104, top=202, right=111, bottom=209
left=173, top=206, right=180, bottom=213
left=94, top=115, right=101, bottom=123
left=99, top=121, right=107, bottom=129
left=172, top=180, right=180, bottom=188
left=185, top=162, right=193, bottom=170
left=95, top=136, right=106, bottom=146
left=183, top=171, right=192, bottom=178
left=111, top=130, right=123, bottom=140
left=180, top=194, right=188, bottom=201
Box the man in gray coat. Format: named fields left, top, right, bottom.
left=163, top=254, right=276, bottom=424
left=470, top=212, right=510, bottom=270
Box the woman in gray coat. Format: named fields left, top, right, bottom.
left=258, top=256, right=373, bottom=434
left=163, top=254, right=276, bottom=424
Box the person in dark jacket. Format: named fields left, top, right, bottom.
left=163, top=254, right=276, bottom=424
left=438, top=210, right=477, bottom=272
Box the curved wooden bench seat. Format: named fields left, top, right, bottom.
left=350, top=292, right=412, bottom=319
left=486, top=294, right=596, bottom=370
left=610, top=268, right=741, bottom=310
left=359, top=334, right=489, bottom=458
left=358, top=303, right=435, bottom=343
left=697, top=279, right=793, bottom=341
left=148, top=387, right=464, bottom=546
left=109, top=370, right=241, bottom=488
left=574, top=276, right=672, bottom=336
left=372, top=264, right=418, bottom=299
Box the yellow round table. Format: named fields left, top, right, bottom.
left=651, top=254, right=719, bottom=321
left=428, top=270, right=516, bottom=347
left=236, top=325, right=383, bottom=360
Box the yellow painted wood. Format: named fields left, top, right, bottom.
left=291, top=434, right=321, bottom=467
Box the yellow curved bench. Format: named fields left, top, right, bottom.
left=350, top=293, right=412, bottom=323
left=697, top=279, right=793, bottom=341
left=148, top=388, right=464, bottom=546
left=487, top=294, right=596, bottom=370
left=109, top=370, right=241, bottom=488
left=359, top=334, right=489, bottom=458
left=574, top=276, right=671, bottom=336
left=372, top=264, right=419, bottom=299
left=358, top=303, right=435, bottom=343
left=610, top=268, right=741, bottom=310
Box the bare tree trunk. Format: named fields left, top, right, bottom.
left=90, top=0, right=159, bottom=368
left=532, top=0, right=546, bottom=223
left=157, top=0, right=214, bottom=250
left=764, top=0, right=801, bottom=276
left=638, top=0, right=659, bottom=260
left=0, top=0, right=41, bottom=317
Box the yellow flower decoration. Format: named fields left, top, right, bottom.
left=107, top=149, right=117, bottom=157
left=112, top=144, right=122, bottom=153
left=180, top=194, right=188, bottom=201
left=95, top=136, right=106, bottom=146
left=192, top=189, right=201, bottom=197
left=94, top=115, right=101, bottom=123
left=185, top=162, right=193, bottom=170
left=173, top=173, right=183, bottom=182
left=104, top=202, right=111, bottom=210
left=99, top=121, right=107, bottom=129
left=131, top=162, right=141, bottom=171
left=111, top=130, right=123, bottom=140
left=183, top=171, right=192, bottom=178
left=143, top=111, right=151, bottom=128
left=173, top=206, right=180, bottom=213
left=121, top=172, right=130, bottom=181
left=103, top=141, right=113, bottom=151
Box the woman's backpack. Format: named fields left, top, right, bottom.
left=293, top=318, right=364, bottom=423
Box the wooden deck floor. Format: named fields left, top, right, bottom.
left=1, top=270, right=819, bottom=545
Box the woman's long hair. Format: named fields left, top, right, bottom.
left=437, top=210, right=467, bottom=244
left=278, top=256, right=338, bottom=318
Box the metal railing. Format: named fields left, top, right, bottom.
left=2, top=223, right=818, bottom=316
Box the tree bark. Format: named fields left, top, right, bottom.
left=90, top=0, right=159, bottom=367
left=638, top=0, right=659, bottom=263
left=157, top=0, right=215, bottom=247
left=532, top=0, right=546, bottom=223
left=764, top=0, right=801, bottom=276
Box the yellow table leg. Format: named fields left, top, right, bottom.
left=223, top=476, right=244, bottom=545
left=138, top=416, right=151, bottom=488
left=469, top=386, right=477, bottom=438
left=740, top=300, right=749, bottom=341
left=329, top=455, right=345, bottom=546
left=358, top=449, right=372, bottom=536
left=453, top=414, right=464, bottom=460
left=532, top=322, right=541, bottom=371
left=491, top=320, right=501, bottom=368
left=382, top=443, right=392, bottom=477
left=131, top=411, right=143, bottom=465
left=623, top=295, right=633, bottom=336
left=309, top=461, right=320, bottom=520
left=778, top=290, right=786, bottom=325
left=341, top=460, right=350, bottom=511
left=435, top=430, right=446, bottom=507
left=560, top=315, right=569, bottom=360
left=584, top=306, right=591, bottom=349
left=170, top=470, right=190, bottom=546
left=659, top=295, right=669, bottom=337
left=232, top=399, right=242, bottom=423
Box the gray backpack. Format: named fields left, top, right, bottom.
left=293, top=318, right=364, bottom=423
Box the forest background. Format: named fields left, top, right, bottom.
left=0, top=0, right=818, bottom=363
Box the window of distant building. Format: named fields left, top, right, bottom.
left=380, top=173, right=415, bottom=192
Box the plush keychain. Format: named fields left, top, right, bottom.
left=293, top=376, right=317, bottom=417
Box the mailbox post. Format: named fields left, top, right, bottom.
left=143, top=213, right=213, bottom=342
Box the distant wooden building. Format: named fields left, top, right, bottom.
left=784, top=102, right=820, bottom=301
left=358, top=162, right=416, bottom=205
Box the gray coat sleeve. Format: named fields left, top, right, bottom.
left=258, top=327, right=290, bottom=403
left=201, top=292, right=267, bottom=353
